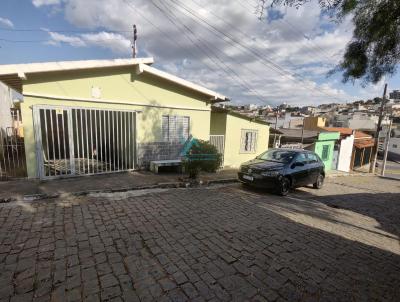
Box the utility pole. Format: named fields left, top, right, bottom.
left=300, top=118, right=305, bottom=148
left=132, top=24, right=137, bottom=58
left=272, top=109, right=279, bottom=147
left=370, top=83, right=387, bottom=173
left=381, top=119, right=392, bottom=176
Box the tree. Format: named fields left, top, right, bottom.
left=263, top=0, right=400, bottom=84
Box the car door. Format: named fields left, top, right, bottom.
left=307, top=153, right=320, bottom=184
left=290, top=152, right=310, bottom=187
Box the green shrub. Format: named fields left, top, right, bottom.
left=183, top=139, right=222, bottom=178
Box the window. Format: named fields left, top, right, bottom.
left=393, top=144, right=398, bottom=149
left=307, top=153, right=318, bottom=163
left=162, top=115, right=190, bottom=142
left=296, top=153, right=308, bottom=164
left=258, top=149, right=296, bottom=163
left=240, top=130, right=258, bottom=153
left=321, top=145, right=330, bottom=161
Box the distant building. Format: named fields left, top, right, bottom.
left=389, top=90, right=400, bottom=101
left=303, top=116, right=327, bottom=131
left=265, top=112, right=303, bottom=129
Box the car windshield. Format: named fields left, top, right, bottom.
left=257, top=149, right=297, bottom=163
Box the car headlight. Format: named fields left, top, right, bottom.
left=261, top=171, right=281, bottom=177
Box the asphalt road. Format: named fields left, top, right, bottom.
left=376, top=159, right=400, bottom=180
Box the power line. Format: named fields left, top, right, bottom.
left=0, top=27, right=131, bottom=33
left=122, top=0, right=268, bottom=103
left=188, top=0, right=323, bottom=86
left=148, top=0, right=269, bottom=103
left=166, top=0, right=345, bottom=101
left=242, top=0, right=337, bottom=65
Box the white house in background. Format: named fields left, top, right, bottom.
left=333, top=112, right=391, bottom=130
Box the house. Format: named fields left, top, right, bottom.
left=0, top=58, right=235, bottom=179
left=278, top=128, right=340, bottom=171
left=322, top=127, right=375, bottom=170
left=210, top=106, right=270, bottom=168
left=265, top=112, right=304, bottom=129
left=269, top=128, right=284, bottom=148
left=303, top=116, right=327, bottom=131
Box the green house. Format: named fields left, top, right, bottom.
left=279, top=128, right=340, bottom=171
left=312, top=132, right=340, bottom=171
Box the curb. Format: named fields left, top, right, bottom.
left=21, top=178, right=239, bottom=202
left=326, top=173, right=374, bottom=178
left=378, top=175, right=400, bottom=181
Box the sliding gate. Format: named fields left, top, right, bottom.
left=33, top=105, right=136, bottom=179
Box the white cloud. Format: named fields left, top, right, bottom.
left=80, top=32, right=131, bottom=54
left=47, top=31, right=86, bottom=47
left=0, top=17, right=14, bottom=28
left=46, top=31, right=131, bottom=54
left=32, top=0, right=61, bottom=7
left=34, top=0, right=374, bottom=105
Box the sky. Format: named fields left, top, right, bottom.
left=0, top=0, right=399, bottom=107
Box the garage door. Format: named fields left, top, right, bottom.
left=33, top=105, right=136, bottom=179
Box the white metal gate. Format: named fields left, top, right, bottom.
left=33, top=105, right=136, bottom=179
left=209, top=135, right=225, bottom=166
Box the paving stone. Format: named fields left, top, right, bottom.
left=100, top=274, right=119, bottom=288
left=1, top=178, right=400, bottom=302
left=159, top=278, right=176, bottom=291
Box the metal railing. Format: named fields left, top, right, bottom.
left=209, top=135, right=225, bottom=166
left=33, top=105, right=137, bottom=179
left=0, top=127, right=27, bottom=180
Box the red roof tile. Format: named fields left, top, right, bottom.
left=322, top=127, right=372, bottom=139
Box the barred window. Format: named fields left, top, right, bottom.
left=240, top=130, right=258, bottom=153
left=162, top=115, right=190, bottom=142
left=321, top=145, right=330, bottom=161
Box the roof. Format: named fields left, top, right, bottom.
left=270, top=128, right=284, bottom=135
left=211, top=106, right=269, bottom=125
left=321, top=127, right=372, bottom=139
left=354, top=138, right=375, bottom=149
left=0, top=58, right=153, bottom=92
left=0, top=58, right=228, bottom=102
left=278, top=128, right=319, bottom=139
left=137, top=64, right=227, bottom=102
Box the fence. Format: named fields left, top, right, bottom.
left=209, top=135, right=225, bottom=166
left=0, top=126, right=27, bottom=180
left=33, top=105, right=137, bottom=179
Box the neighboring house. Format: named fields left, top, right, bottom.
left=210, top=106, right=269, bottom=168
left=0, top=58, right=231, bottom=179
left=303, top=116, right=327, bottom=131
left=278, top=128, right=340, bottom=171
left=322, top=127, right=374, bottom=170
left=265, top=112, right=304, bottom=129
left=269, top=128, right=283, bottom=148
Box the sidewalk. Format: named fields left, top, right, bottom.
left=0, top=168, right=375, bottom=201
left=0, top=169, right=239, bottom=201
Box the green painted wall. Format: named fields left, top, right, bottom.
left=21, top=67, right=212, bottom=178
left=210, top=113, right=269, bottom=168
left=313, top=132, right=340, bottom=171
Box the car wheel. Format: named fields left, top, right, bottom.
left=313, top=174, right=324, bottom=189
left=278, top=177, right=290, bottom=196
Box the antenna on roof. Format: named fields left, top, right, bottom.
left=132, top=24, right=137, bottom=58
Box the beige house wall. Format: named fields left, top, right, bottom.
left=20, top=67, right=212, bottom=178
left=216, top=113, right=269, bottom=168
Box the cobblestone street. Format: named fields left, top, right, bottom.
left=0, top=176, right=399, bottom=301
